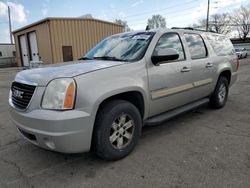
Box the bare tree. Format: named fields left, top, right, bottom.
left=197, top=13, right=230, bottom=34
left=230, top=5, right=250, bottom=41
left=114, top=19, right=131, bottom=32
left=210, top=14, right=231, bottom=34
left=147, top=15, right=166, bottom=29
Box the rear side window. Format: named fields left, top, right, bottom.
left=184, top=33, right=207, bottom=59
left=154, top=33, right=185, bottom=61
left=206, top=34, right=234, bottom=56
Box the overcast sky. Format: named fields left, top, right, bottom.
left=0, top=0, right=249, bottom=43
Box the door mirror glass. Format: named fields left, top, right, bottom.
left=151, top=48, right=179, bottom=65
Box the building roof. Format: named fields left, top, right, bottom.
left=12, top=17, right=124, bottom=34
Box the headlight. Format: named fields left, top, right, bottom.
left=42, top=78, right=76, bottom=110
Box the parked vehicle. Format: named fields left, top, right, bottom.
left=9, top=28, right=238, bottom=160
left=235, top=48, right=248, bottom=59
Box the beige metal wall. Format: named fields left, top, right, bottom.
left=13, top=21, right=52, bottom=66
left=49, top=19, right=123, bottom=63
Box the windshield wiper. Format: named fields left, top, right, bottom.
left=78, top=57, right=92, bottom=60
left=93, top=56, right=126, bottom=62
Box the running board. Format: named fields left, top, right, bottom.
left=144, top=98, right=210, bottom=126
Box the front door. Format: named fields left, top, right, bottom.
left=147, top=32, right=194, bottom=117
left=62, top=46, right=73, bottom=62
left=28, top=32, right=39, bottom=62
left=19, top=35, right=29, bottom=66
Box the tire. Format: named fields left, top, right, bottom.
left=93, top=100, right=142, bottom=161
left=210, top=76, right=229, bottom=109
left=245, top=54, right=248, bottom=58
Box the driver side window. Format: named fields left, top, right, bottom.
left=154, top=33, right=185, bottom=61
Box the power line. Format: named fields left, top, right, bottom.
left=122, top=0, right=199, bottom=20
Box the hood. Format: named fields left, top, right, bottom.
left=15, top=60, right=125, bottom=86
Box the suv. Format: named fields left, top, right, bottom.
left=9, top=29, right=238, bottom=160
left=235, top=48, right=247, bottom=59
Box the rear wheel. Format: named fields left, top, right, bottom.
left=93, top=100, right=142, bottom=161
left=245, top=54, right=248, bottom=58
left=210, top=76, right=229, bottom=109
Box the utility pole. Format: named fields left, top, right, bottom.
left=8, top=6, right=13, bottom=44
left=206, top=0, right=210, bottom=31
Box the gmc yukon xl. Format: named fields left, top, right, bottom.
left=9, top=28, right=238, bottom=160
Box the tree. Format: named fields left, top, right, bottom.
left=79, top=14, right=93, bottom=19
left=197, top=13, right=230, bottom=34
left=230, top=5, right=250, bottom=41
left=147, top=15, right=166, bottom=29
left=114, top=19, right=131, bottom=32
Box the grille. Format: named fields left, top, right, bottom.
left=11, top=81, right=36, bottom=110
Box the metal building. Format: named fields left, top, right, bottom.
left=12, top=17, right=124, bottom=67
left=0, top=44, right=16, bottom=67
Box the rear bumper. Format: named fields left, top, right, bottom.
left=9, top=107, right=95, bottom=153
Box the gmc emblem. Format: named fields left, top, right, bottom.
left=13, top=89, right=24, bottom=99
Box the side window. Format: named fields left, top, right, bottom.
left=154, top=33, right=185, bottom=61
left=206, top=34, right=234, bottom=56
left=184, top=33, right=207, bottom=59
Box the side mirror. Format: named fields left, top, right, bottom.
left=151, top=48, right=179, bottom=65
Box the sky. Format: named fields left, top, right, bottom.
left=0, top=0, right=249, bottom=43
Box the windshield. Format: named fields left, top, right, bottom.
left=84, top=32, right=155, bottom=62
left=235, top=49, right=240, bottom=52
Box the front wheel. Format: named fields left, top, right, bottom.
left=93, top=100, right=142, bottom=161
left=210, top=76, right=229, bottom=109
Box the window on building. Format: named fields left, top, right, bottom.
left=0, top=51, right=2, bottom=57
left=184, top=33, right=207, bottom=59
left=13, top=51, right=16, bottom=57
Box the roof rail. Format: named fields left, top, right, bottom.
left=171, top=27, right=216, bottom=33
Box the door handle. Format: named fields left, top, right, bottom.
left=206, top=62, right=213, bottom=68
left=181, top=66, right=191, bottom=72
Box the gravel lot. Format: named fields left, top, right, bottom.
left=0, top=59, right=250, bottom=188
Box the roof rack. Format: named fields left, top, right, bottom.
left=171, top=27, right=216, bottom=33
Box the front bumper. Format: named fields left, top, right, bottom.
left=9, top=107, right=95, bottom=153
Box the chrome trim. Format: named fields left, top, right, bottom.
left=151, top=78, right=213, bottom=100
left=193, top=78, right=212, bottom=87
left=9, top=82, right=38, bottom=112
left=151, top=83, right=193, bottom=99
left=14, top=79, right=38, bottom=86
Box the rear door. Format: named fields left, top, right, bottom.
left=183, top=33, right=215, bottom=100
left=147, top=32, right=194, bottom=117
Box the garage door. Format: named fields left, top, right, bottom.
left=19, top=35, right=29, bottom=66
left=28, top=32, right=39, bottom=62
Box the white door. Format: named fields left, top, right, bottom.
left=19, top=35, right=29, bottom=66
left=28, top=32, right=39, bottom=62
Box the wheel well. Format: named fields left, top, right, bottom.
left=219, top=70, right=231, bottom=84
left=98, top=91, right=145, bottom=118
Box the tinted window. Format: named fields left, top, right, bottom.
left=154, top=33, right=185, bottom=61
left=206, top=34, right=234, bottom=56
left=184, top=33, right=207, bottom=59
